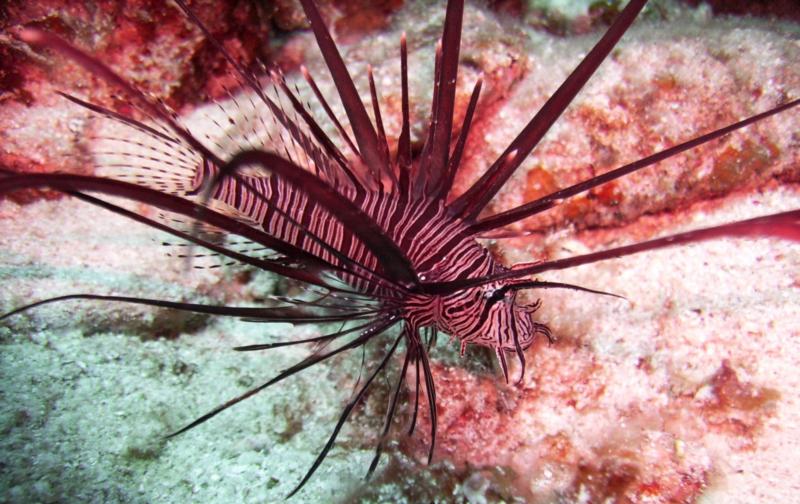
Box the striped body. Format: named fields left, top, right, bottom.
left=205, top=164, right=547, bottom=352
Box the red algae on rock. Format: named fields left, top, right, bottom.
left=401, top=340, right=715, bottom=501
left=694, top=360, right=780, bottom=449
left=451, top=7, right=800, bottom=233
left=0, top=0, right=271, bottom=191
left=400, top=305, right=786, bottom=501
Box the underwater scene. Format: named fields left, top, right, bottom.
left=1, top=0, right=799, bottom=502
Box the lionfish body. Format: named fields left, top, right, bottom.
left=3, top=0, right=800, bottom=496
left=204, top=161, right=544, bottom=355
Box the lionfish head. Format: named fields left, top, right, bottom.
left=485, top=282, right=550, bottom=352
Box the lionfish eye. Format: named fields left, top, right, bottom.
left=485, top=285, right=512, bottom=306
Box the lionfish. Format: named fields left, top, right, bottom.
left=2, top=0, right=799, bottom=497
